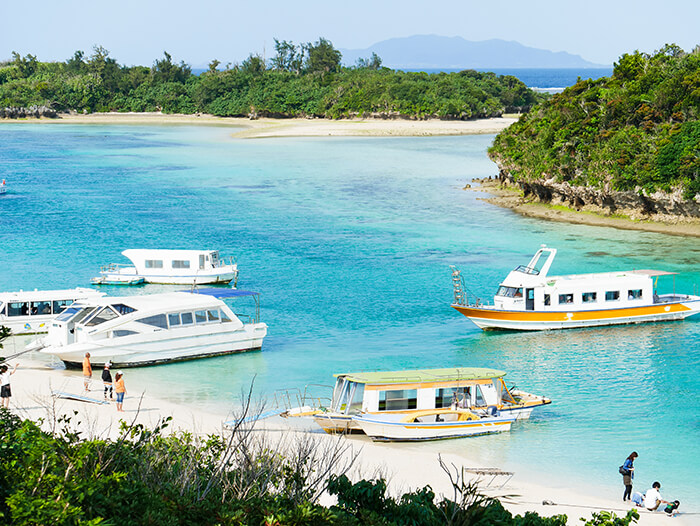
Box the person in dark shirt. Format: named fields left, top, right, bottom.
left=101, top=361, right=113, bottom=400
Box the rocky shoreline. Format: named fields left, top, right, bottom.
left=471, top=176, right=700, bottom=238
left=1, top=105, right=58, bottom=118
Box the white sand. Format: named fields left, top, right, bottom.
left=2, top=357, right=689, bottom=526
left=2, top=112, right=518, bottom=138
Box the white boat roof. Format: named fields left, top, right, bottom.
left=0, top=287, right=104, bottom=302
left=122, top=249, right=220, bottom=259
left=76, top=292, right=223, bottom=310
left=544, top=270, right=664, bottom=282
left=627, top=269, right=678, bottom=277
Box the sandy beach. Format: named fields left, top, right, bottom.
left=1, top=112, right=518, bottom=138
left=472, top=180, right=700, bottom=238
left=2, top=355, right=690, bottom=526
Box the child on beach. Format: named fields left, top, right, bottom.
left=82, top=352, right=92, bottom=392
left=114, top=371, right=126, bottom=412
left=0, top=363, right=19, bottom=408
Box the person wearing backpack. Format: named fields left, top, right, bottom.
left=620, top=451, right=638, bottom=501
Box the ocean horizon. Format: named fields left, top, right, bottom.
left=1, top=123, right=697, bottom=510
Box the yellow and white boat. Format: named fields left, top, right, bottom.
left=300, top=367, right=550, bottom=434
left=451, top=245, right=700, bottom=331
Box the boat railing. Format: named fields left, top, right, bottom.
left=450, top=266, right=483, bottom=307
left=99, top=263, right=131, bottom=273
left=272, top=384, right=333, bottom=413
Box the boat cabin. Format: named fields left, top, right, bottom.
left=493, top=246, right=665, bottom=312
left=122, top=249, right=228, bottom=275
left=330, top=368, right=515, bottom=416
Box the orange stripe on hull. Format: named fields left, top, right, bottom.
left=452, top=302, right=692, bottom=322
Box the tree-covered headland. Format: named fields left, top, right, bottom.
left=489, top=45, right=700, bottom=200
left=0, top=38, right=539, bottom=120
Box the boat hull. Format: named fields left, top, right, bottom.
left=313, top=414, right=363, bottom=434
left=99, top=270, right=237, bottom=285
left=353, top=414, right=515, bottom=442
left=43, top=323, right=267, bottom=368
left=452, top=298, right=700, bottom=331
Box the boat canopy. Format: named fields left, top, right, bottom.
left=336, top=367, right=506, bottom=385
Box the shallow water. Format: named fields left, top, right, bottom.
left=1, top=123, right=698, bottom=508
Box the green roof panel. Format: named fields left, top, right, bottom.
left=336, top=367, right=506, bottom=385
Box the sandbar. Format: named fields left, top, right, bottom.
left=2, top=355, right=689, bottom=526
left=0, top=111, right=518, bottom=138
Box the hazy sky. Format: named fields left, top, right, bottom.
left=2, top=1, right=698, bottom=67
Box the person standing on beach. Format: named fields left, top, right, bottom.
left=622, top=451, right=638, bottom=501
left=101, top=361, right=113, bottom=400
left=114, top=371, right=126, bottom=412
left=0, top=363, right=19, bottom=409
left=82, top=352, right=92, bottom=392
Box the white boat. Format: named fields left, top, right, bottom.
left=352, top=409, right=516, bottom=442
left=451, top=245, right=700, bottom=331
left=0, top=288, right=104, bottom=335
left=93, top=249, right=239, bottom=286
left=293, top=367, right=550, bottom=434
left=32, top=288, right=267, bottom=367
left=0, top=179, right=6, bottom=195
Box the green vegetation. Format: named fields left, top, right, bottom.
left=489, top=45, right=700, bottom=199
left=0, top=407, right=638, bottom=526
left=0, top=39, right=539, bottom=121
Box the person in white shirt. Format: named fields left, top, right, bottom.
left=644, top=481, right=669, bottom=511
left=0, top=362, right=19, bottom=408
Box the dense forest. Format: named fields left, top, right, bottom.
left=0, top=408, right=640, bottom=526
left=489, top=45, right=700, bottom=199
left=0, top=38, right=539, bottom=120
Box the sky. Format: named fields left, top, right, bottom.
left=1, top=0, right=699, bottom=68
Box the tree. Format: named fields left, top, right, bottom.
left=356, top=52, right=382, bottom=70
left=10, top=52, right=38, bottom=78
left=271, top=39, right=303, bottom=73
left=306, top=38, right=341, bottom=74
left=66, top=50, right=86, bottom=73
left=241, top=53, right=266, bottom=75
left=151, top=51, right=192, bottom=84
left=207, top=59, right=220, bottom=73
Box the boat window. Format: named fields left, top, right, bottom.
left=55, top=306, right=82, bottom=322
left=628, top=289, right=643, bottom=300
left=85, top=307, right=119, bottom=326
left=168, top=313, right=181, bottom=327
left=348, top=383, right=365, bottom=414
left=495, top=379, right=517, bottom=404
left=195, top=310, right=207, bottom=324
left=474, top=385, right=486, bottom=407
left=52, top=300, right=72, bottom=314
left=111, top=304, right=136, bottom=315
left=199, top=255, right=205, bottom=269
left=582, top=292, right=597, bottom=303
left=544, top=294, right=551, bottom=306
left=32, top=301, right=52, bottom=315
left=113, top=329, right=139, bottom=337
left=435, top=388, right=458, bottom=408
left=145, top=259, right=163, bottom=269
left=558, top=294, right=574, bottom=304
left=71, top=307, right=98, bottom=325
left=0, top=302, right=4, bottom=315
left=181, top=312, right=194, bottom=325
left=7, top=302, right=29, bottom=317
left=172, top=260, right=190, bottom=269
left=332, top=379, right=352, bottom=413
left=605, top=291, right=620, bottom=301
left=378, top=389, right=417, bottom=411
left=207, top=310, right=220, bottom=323
left=496, top=286, right=521, bottom=298
left=220, top=310, right=232, bottom=323
left=137, top=314, right=168, bottom=329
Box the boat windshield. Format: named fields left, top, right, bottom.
left=332, top=378, right=355, bottom=413
left=495, top=378, right=517, bottom=404
left=496, top=286, right=523, bottom=298
left=56, top=306, right=97, bottom=324
left=84, top=306, right=120, bottom=327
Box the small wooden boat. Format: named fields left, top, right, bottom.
left=352, top=408, right=515, bottom=441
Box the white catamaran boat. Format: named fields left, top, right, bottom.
left=0, top=288, right=104, bottom=335
left=30, top=288, right=267, bottom=367
left=451, top=245, right=700, bottom=331
left=92, top=249, right=239, bottom=286
left=284, top=367, right=550, bottom=435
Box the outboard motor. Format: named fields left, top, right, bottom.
left=487, top=405, right=499, bottom=417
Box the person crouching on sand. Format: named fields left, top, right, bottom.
left=0, top=363, right=19, bottom=409
left=82, top=352, right=92, bottom=392
left=102, top=361, right=113, bottom=400
left=644, top=481, right=670, bottom=511
left=114, top=371, right=126, bottom=412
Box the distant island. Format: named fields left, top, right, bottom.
left=0, top=39, right=541, bottom=121
left=340, top=35, right=607, bottom=70
left=487, top=44, right=700, bottom=222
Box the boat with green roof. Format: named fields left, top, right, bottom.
left=295, top=367, right=551, bottom=434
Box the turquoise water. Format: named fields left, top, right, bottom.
left=1, top=124, right=698, bottom=508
